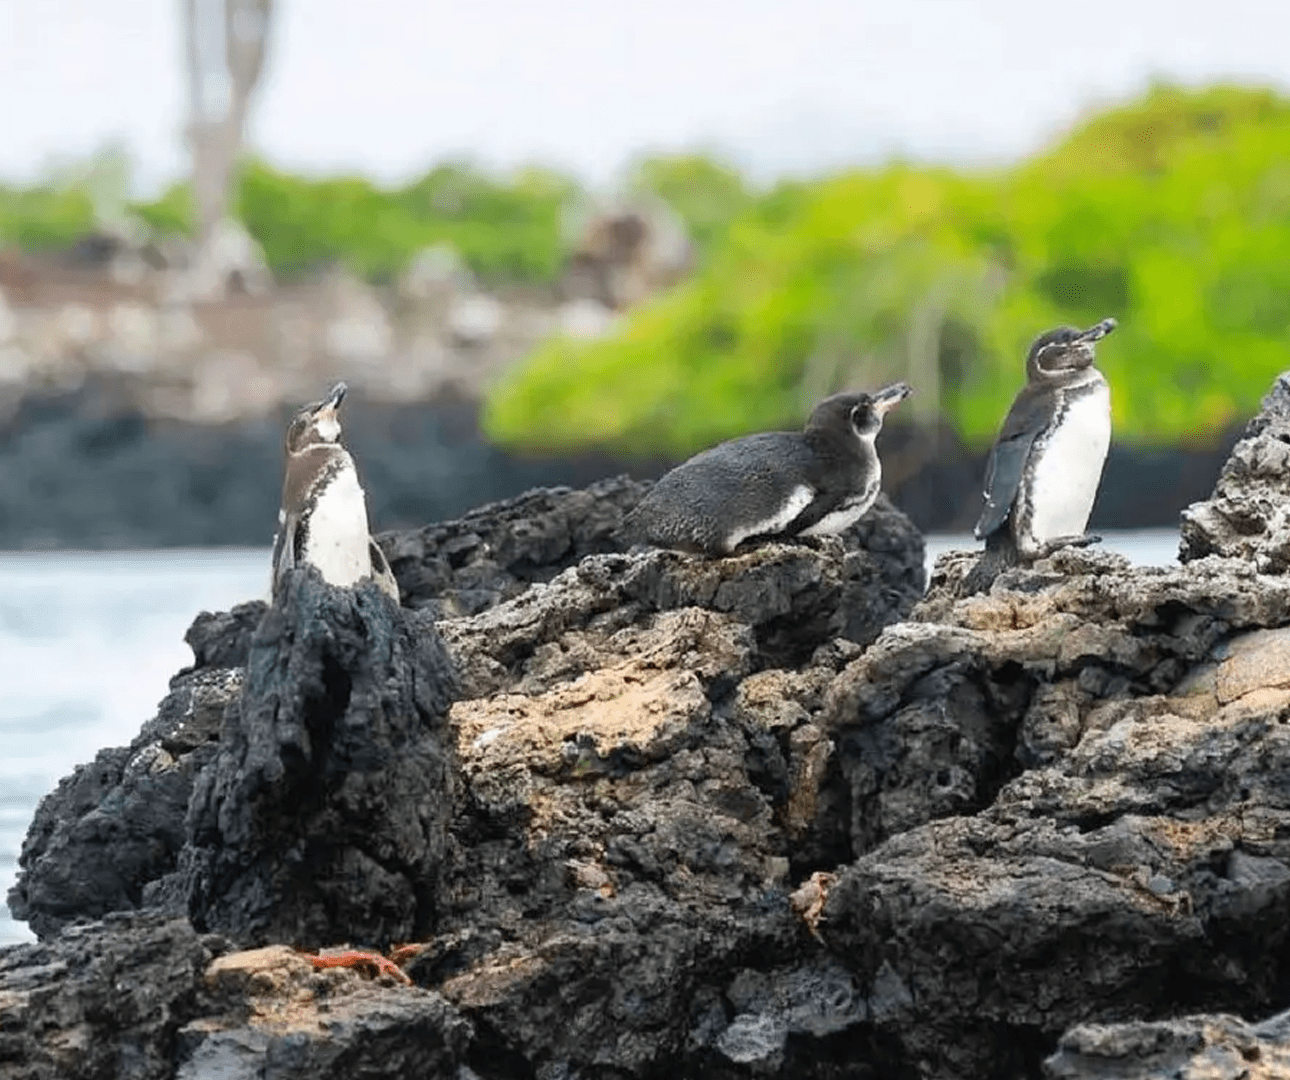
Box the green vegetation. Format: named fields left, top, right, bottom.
left=0, top=151, right=748, bottom=288
left=4, top=85, right=1288, bottom=451
left=129, top=161, right=582, bottom=285
left=625, top=153, right=753, bottom=257
left=0, top=184, right=96, bottom=250
left=1, top=160, right=583, bottom=286
left=485, top=84, right=1290, bottom=454
left=235, top=160, right=579, bottom=283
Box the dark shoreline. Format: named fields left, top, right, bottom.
left=0, top=381, right=1239, bottom=549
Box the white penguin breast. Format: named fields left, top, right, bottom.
left=1024, top=380, right=1111, bottom=549
left=301, top=465, right=373, bottom=587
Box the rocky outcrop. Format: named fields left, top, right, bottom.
left=1180, top=371, right=1290, bottom=568
left=183, top=570, right=456, bottom=948
left=1046, top=1008, right=1290, bottom=1079
left=813, top=544, right=1290, bottom=1076
left=0, top=911, right=472, bottom=1080
left=8, top=372, right=1290, bottom=1079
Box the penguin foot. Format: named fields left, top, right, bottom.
left=1034, top=533, right=1102, bottom=558
left=303, top=948, right=413, bottom=985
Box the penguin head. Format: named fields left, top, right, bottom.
left=284, top=382, right=348, bottom=454
left=1026, top=318, right=1116, bottom=381
left=809, top=382, right=913, bottom=441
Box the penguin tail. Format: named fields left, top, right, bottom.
left=960, top=529, right=1018, bottom=597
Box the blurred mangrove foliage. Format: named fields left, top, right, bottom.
left=3, top=84, right=1289, bottom=451
left=0, top=154, right=748, bottom=287
left=485, top=84, right=1290, bottom=453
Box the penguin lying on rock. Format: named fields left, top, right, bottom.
left=271, top=382, right=400, bottom=602
left=964, top=318, right=1116, bottom=593
left=626, top=382, right=912, bottom=556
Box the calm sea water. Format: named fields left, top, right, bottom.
left=0, top=530, right=1180, bottom=946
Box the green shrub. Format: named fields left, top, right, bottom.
left=485, top=84, right=1290, bottom=454
left=235, top=160, right=576, bottom=284
left=0, top=184, right=96, bottom=250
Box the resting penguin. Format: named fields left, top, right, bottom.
left=626, top=382, right=912, bottom=556
left=270, top=382, right=399, bottom=601
left=965, top=318, right=1116, bottom=591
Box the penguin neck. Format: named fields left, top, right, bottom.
left=284, top=443, right=353, bottom=508
left=1027, top=359, right=1102, bottom=390
left=804, top=423, right=875, bottom=466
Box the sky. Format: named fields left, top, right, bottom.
left=2, top=0, right=1290, bottom=193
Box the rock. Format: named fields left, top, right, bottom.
left=1180, top=372, right=1290, bottom=568
left=0, top=912, right=211, bottom=1080
left=399, top=242, right=474, bottom=302
left=381, top=476, right=923, bottom=649
left=321, top=268, right=393, bottom=365
left=0, top=909, right=471, bottom=1080
left=378, top=475, right=650, bottom=617
left=561, top=196, right=693, bottom=311
left=169, top=217, right=273, bottom=301
left=184, top=570, right=456, bottom=948
left=178, top=943, right=471, bottom=1079
left=809, top=542, right=1290, bottom=1076
left=447, top=293, right=504, bottom=346
left=557, top=297, right=617, bottom=340
left=1046, top=1009, right=1290, bottom=1079
left=0, top=285, right=16, bottom=342
left=183, top=600, right=269, bottom=670
left=6, top=667, right=237, bottom=939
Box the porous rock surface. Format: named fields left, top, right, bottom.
left=1180, top=371, right=1290, bottom=568
left=9, top=379, right=1290, bottom=1078
left=182, top=569, right=457, bottom=948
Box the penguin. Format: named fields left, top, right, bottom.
left=626, top=382, right=912, bottom=556
left=270, top=382, right=399, bottom=602
left=970, top=318, right=1116, bottom=579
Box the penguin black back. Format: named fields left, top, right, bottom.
left=627, top=382, right=911, bottom=556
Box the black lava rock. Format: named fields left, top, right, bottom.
left=184, top=570, right=457, bottom=948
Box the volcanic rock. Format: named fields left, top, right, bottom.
left=184, top=570, right=456, bottom=948
left=1180, top=371, right=1290, bottom=568
left=15, top=375, right=1290, bottom=1080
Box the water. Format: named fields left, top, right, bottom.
left=0, top=549, right=268, bottom=946
left=0, top=530, right=1180, bottom=947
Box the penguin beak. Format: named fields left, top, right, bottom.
left=320, top=382, right=348, bottom=412
left=871, top=382, right=913, bottom=414
left=1075, top=318, right=1117, bottom=344
left=310, top=382, right=347, bottom=421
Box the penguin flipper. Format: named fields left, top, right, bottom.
left=368, top=537, right=401, bottom=603
left=974, top=432, right=1036, bottom=540
left=271, top=512, right=300, bottom=592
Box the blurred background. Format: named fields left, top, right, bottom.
left=4, top=0, right=1290, bottom=939
left=3, top=0, right=1290, bottom=546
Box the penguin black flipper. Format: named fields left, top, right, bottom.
left=368, top=538, right=401, bottom=602
left=973, top=384, right=1052, bottom=540
left=271, top=512, right=301, bottom=591
left=974, top=435, right=1033, bottom=539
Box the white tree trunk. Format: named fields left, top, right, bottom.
left=183, top=0, right=273, bottom=297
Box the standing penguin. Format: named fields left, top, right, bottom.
left=968, top=318, right=1116, bottom=586
left=626, top=382, right=912, bottom=556
left=271, top=382, right=399, bottom=601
